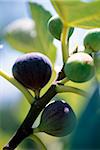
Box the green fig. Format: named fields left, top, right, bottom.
left=48, top=16, right=63, bottom=40
left=48, top=16, right=74, bottom=40
left=64, top=52, right=95, bottom=83
left=84, top=30, right=100, bottom=53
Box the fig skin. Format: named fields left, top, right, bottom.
left=48, top=16, right=74, bottom=41
left=12, top=52, right=52, bottom=91
left=64, top=52, right=95, bottom=83
left=84, top=31, right=100, bottom=53
left=38, top=100, right=77, bottom=137
left=48, top=16, right=63, bottom=40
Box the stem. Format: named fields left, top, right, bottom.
left=57, top=77, right=69, bottom=85
left=3, top=84, right=57, bottom=150
left=33, top=127, right=40, bottom=133
left=0, top=70, right=34, bottom=104
left=61, top=26, right=69, bottom=63
left=56, top=65, right=66, bottom=81
left=30, top=134, right=47, bottom=150
left=56, top=85, right=88, bottom=97
left=34, top=89, right=40, bottom=99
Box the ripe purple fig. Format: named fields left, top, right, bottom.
left=38, top=100, right=77, bottom=137
left=12, top=52, right=52, bottom=92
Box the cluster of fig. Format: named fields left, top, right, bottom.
left=65, top=30, right=100, bottom=83
left=64, top=30, right=100, bottom=83
left=48, top=16, right=100, bottom=83
left=11, top=16, right=100, bottom=140
left=12, top=52, right=77, bottom=137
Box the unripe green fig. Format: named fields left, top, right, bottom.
left=64, top=52, right=95, bottom=83
left=48, top=16, right=63, bottom=40
left=48, top=16, right=74, bottom=40
left=38, top=100, right=77, bottom=137
left=12, top=52, right=52, bottom=91
left=84, top=30, right=100, bottom=53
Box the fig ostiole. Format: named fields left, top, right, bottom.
left=12, top=52, right=52, bottom=94
left=64, top=52, right=95, bottom=83
left=37, top=100, right=77, bottom=137
left=84, top=30, right=100, bottom=53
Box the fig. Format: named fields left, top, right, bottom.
left=12, top=52, right=52, bottom=91
left=38, top=100, right=77, bottom=137
left=84, top=30, right=100, bottom=53
left=64, top=52, right=95, bottom=83
left=48, top=16, right=74, bottom=40
left=48, top=16, right=63, bottom=40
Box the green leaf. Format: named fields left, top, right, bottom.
left=29, top=2, right=56, bottom=63
left=4, top=18, right=38, bottom=52
left=51, top=0, right=100, bottom=29
left=4, top=3, right=56, bottom=63
left=70, top=83, right=100, bottom=149
left=67, top=27, right=74, bottom=41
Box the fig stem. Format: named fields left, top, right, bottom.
left=0, top=70, right=34, bottom=104
left=56, top=85, right=88, bottom=97
left=61, top=26, right=69, bottom=63
left=57, top=77, right=69, bottom=84
left=30, top=134, right=47, bottom=150
left=34, top=89, right=40, bottom=99
left=33, top=127, right=40, bottom=133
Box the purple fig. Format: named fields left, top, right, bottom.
left=38, top=100, right=77, bottom=137
left=12, top=52, right=52, bottom=91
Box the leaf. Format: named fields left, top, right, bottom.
left=29, top=2, right=56, bottom=63
left=4, top=3, right=57, bottom=63
left=4, top=18, right=38, bottom=52
left=51, top=0, right=100, bottom=29
left=67, top=27, right=74, bottom=41
left=70, top=83, right=100, bottom=149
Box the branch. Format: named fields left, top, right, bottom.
left=3, top=84, right=57, bottom=150
left=56, top=85, right=88, bottom=97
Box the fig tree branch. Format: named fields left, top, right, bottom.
left=3, top=84, right=57, bottom=150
